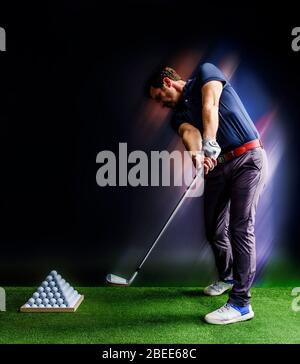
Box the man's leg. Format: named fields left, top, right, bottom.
left=204, top=166, right=233, bottom=282
left=204, top=147, right=268, bottom=325
left=228, top=148, right=268, bottom=306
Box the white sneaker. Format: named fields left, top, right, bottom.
left=204, top=303, right=254, bottom=325
left=203, top=281, right=234, bottom=296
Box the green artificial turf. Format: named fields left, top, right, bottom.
left=1, top=287, right=300, bottom=344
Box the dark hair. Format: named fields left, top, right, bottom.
left=145, top=66, right=182, bottom=97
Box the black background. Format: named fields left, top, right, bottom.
left=0, top=1, right=299, bottom=285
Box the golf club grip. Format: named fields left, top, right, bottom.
left=135, top=173, right=202, bottom=271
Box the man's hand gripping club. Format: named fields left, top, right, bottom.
left=179, top=123, right=221, bottom=175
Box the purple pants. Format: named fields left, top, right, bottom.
left=204, top=146, right=268, bottom=306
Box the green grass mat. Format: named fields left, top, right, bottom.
left=1, top=287, right=299, bottom=344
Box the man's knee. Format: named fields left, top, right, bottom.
left=230, top=218, right=255, bottom=239
left=206, top=228, right=230, bottom=247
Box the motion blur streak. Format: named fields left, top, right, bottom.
left=255, top=109, right=286, bottom=277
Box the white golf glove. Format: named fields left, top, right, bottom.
left=202, top=138, right=221, bottom=159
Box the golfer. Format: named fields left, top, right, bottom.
left=146, top=62, right=268, bottom=325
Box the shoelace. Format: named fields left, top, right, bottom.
left=217, top=303, right=231, bottom=313
left=211, top=281, right=223, bottom=292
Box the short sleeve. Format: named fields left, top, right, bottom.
left=196, top=63, right=227, bottom=87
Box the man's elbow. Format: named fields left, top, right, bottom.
left=202, top=103, right=219, bottom=116
left=181, top=127, right=201, bottom=143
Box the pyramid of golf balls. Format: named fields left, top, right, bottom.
left=23, top=270, right=82, bottom=310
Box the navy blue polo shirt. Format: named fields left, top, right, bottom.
left=171, top=63, right=259, bottom=153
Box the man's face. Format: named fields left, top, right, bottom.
left=150, top=79, right=181, bottom=108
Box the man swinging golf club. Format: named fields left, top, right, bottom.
left=146, top=62, right=268, bottom=325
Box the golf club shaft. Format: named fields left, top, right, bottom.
left=131, top=172, right=202, bottom=279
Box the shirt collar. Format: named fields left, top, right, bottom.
left=176, top=79, right=193, bottom=110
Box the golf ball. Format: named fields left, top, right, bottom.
left=40, top=292, right=47, bottom=299
left=53, top=304, right=59, bottom=308
left=46, top=275, right=53, bottom=281
left=43, top=298, right=49, bottom=305
left=49, top=298, right=56, bottom=305
left=38, top=304, right=45, bottom=308
left=46, top=304, right=52, bottom=308
left=45, top=286, right=51, bottom=293
left=60, top=279, right=66, bottom=285
left=60, top=304, right=66, bottom=308
left=33, top=292, right=39, bottom=299
left=42, top=281, right=48, bottom=287
left=54, top=292, right=61, bottom=299
left=56, top=274, right=62, bottom=280
left=31, top=304, right=38, bottom=308
left=49, top=281, right=56, bottom=288
left=57, top=298, right=64, bottom=305
left=35, top=298, right=42, bottom=305
left=52, top=287, right=58, bottom=293
left=28, top=298, right=35, bottom=305
left=47, top=292, right=54, bottom=299
left=38, top=286, right=44, bottom=293
left=25, top=304, right=30, bottom=308
left=50, top=270, right=57, bottom=276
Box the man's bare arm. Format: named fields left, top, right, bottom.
left=179, top=122, right=202, bottom=153
left=201, top=80, right=223, bottom=140
left=178, top=122, right=215, bottom=174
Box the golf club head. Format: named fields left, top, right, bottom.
left=106, top=274, right=129, bottom=286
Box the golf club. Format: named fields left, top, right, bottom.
left=106, top=170, right=203, bottom=286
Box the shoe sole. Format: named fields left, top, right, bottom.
left=204, top=311, right=254, bottom=325
left=203, top=286, right=233, bottom=296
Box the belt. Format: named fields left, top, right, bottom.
left=217, top=139, right=263, bottom=164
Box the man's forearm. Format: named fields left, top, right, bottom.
left=181, top=128, right=202, bottom=155
left=202, top=104, right=219, bottom=140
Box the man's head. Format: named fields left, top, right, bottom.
left=146, top=66, right=185, bottom=108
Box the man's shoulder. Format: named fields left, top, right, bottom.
left=197, top=62, right=220, bottom=73
left=195, top=62, right=228, bottom=87
left=199, top=62, right=217, bottom=68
